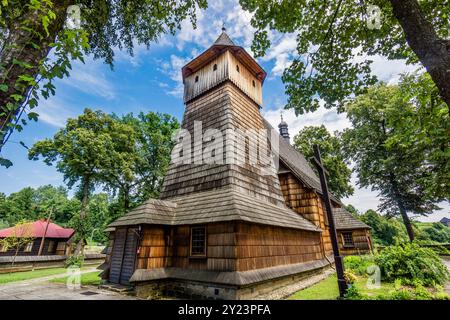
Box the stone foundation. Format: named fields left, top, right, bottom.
left=134, top=264, right=333, bottom=300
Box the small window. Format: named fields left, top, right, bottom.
left=213, top=64, right=217, bottom=71
left=252, top=80, right=256, bottom=87
left=56, top=242, right=66, bottom=251
left=47, top=240, right=55, bottom=253
left=236, top=65, right=240, bottom=73
left=342, top=232, right=354, bottom=247
left=190, top=227, right=206, bottom=256
left=179, top=149, right=183, bottom=158
left=23, top=242, right=33, bottom=252
left=211, top=149, right=215, bottom=158
left=195, top=75, right=199, bottom=82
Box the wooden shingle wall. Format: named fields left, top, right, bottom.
left=279, top=172, right=333, bottom=257
left=161, top=81, right=285, bottom=207
left=136, top=222, right=324, bottom=273
left=234, top=222, right=323, bottom=272
left=337, top=229, right=372, bottom=256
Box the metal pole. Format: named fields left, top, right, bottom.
left=312, top=145, right=347, bottom=297
left=37, top=208, right=52, bottom=256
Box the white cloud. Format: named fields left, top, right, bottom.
left=36, top=96, right=77, bottom=128
left=60, top=59, right=116, bottom=100
left=262, top=102, right=351, bottom=142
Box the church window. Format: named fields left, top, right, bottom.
left=342, top=232, right=354, bottom=247
left=190, top=227, right=206, bottom=256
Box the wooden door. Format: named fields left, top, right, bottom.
left=109, top=228, right=127, bottom=284
left=119, top=228, right=139, bottom=285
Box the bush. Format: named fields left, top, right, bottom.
left=375, top=242, right=449, bottom=286
left=65, top=255, right=84, bottom=268
left=344, top=255, right=374, bottom=276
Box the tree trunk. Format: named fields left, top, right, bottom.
left=389, top=0, right=450, bottom=109
left=0, top=1, right=72, bottom=147
left=397, top=199, right=415, bottom=242
left=74, top=177, right=90, bottom=256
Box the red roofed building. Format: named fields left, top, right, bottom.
left=0, top=220, right=75, bottom=256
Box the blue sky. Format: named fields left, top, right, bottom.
left=0, top=0, right=447, bottom=221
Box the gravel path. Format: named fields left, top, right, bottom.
left=0, top=268, right=137, bottom=300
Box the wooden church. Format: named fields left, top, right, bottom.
left=101, top=30, right=372, bottom=299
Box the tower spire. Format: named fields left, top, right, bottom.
left=278, top=111, right=290, bottom=144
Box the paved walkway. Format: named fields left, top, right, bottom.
left=0, top=268, right=137, bottom=300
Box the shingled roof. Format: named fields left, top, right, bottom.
left=262, top=118, right=340, bottom=204
left=213, top=30, right=235, bottom=46
left=333, top=207, right=370, bottom=230
left=108, top=187, right=320, bottom=232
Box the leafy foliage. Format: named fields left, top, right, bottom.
left=0, top=0, right=206, bottom=161
left=342, top=73, right=449, bottom=240
left=375, top=242, right=449, bottom=286
left=344, top=255, right=374, bottom=276
left=240, top=0, right=450, bottom=114
left=293, top=125, right=353, bottom=199
left=360, top=209, right=408, bottom=246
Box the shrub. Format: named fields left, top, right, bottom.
left=344, top=270, right=357, bottom=284
left=343, top=285, right=366, bottom=300
left=65, top=255, right=84, bottom=268
left=375, top=242, right=449, bottom=286
left=344, top=255, right=374, bottom=276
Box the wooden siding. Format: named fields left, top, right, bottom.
left=109, top=228, right=126, bottom=284
left=0, top=238, right=66, bottom=256
left=234, top=222, right=323, bottom=271
left=279, top=172, right=333, bottom=256
left=183, top=50, right=262, bottom=106
left=135, top=222, right=323, bottom=273
left=227, top=51, right=262, bottom=106
left=338, top=229, right=372, bottom=256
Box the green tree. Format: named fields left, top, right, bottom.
left=360, top=209, right=407, bottom=245
left=106, top=112, right=179, bottom=211
left=0, top=185, right=80, bottom=226
left=0, top=220, right=34, bottom=265
left=344, top=204, right=360, bottom=218
left=293, top=125, right=353, bottom=199
left=0, top=187, right=37, bottom=224
left=28, top=108, right=136, bottom=250
left=241, top=0, right=450, bottom=114
left=342, top=76, right=448, bottom=242
left=0, top=0, right=206, bottom=158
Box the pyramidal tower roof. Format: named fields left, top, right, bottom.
left=213, top=29, right=235, bottom=46
left=181, top=29, right=266, bottom=83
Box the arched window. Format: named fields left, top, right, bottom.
left=252, top=80, right=256, bottom=87
left=195, top=75, right=199, bottom=82
left=213, top=64, right=217, bottom=71
left=236, top=65, right=240, bottom=73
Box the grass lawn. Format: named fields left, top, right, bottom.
left=50, top=271, right=102, bottom=286
left=0, top=268, right=68, bottom=285
left=289, top=274, right=395, bottom=300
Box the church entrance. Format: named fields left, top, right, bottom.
left=109, top=227, right=139, bottom=285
